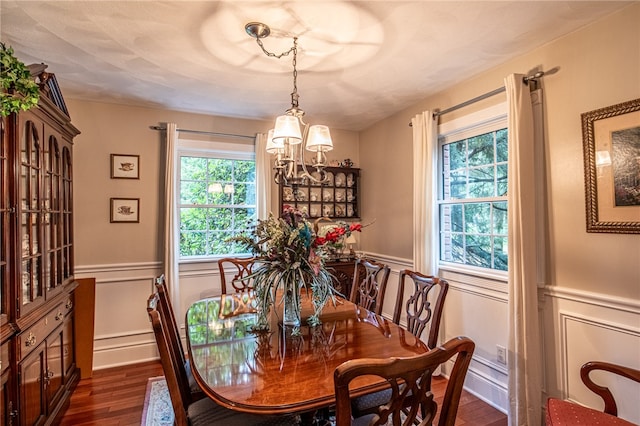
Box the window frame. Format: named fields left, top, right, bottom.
left=437, top=102, right=509, bottom=277
left=177, top=139, right=256, bottom=261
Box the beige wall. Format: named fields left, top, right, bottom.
left=63, top=6, right=638, bottom=414
left=67, top=100, right=360, bottom=266
left=360, top=4, right=640, bottom=298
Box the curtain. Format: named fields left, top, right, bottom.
left=163, top=123, right=181, bottom=311
left=255, top=132, right=271, bottom=219
left=505, top=74, right=542, bottom=426
left=411, top=111, right=439, bottom=275
left=412, top=111, right=443, bottom=376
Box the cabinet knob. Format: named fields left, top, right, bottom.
left=8, top=400, right=18, bottom=424
left=25, top=332, right=37, bottom=347
left=65, top=299, right=73, bottom=310
left=55, top=310, right=63, bottom=321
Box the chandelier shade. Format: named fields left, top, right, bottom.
left=272, top=115, right=303, bottom=143
left=265, top=129, right=284, bottom=154
left=306, top=125, right=333, bottom=152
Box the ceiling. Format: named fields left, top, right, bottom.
left=0, top=1, right=631, bottom=131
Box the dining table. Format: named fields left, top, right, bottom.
left=184, top=290, right=428, bottom=416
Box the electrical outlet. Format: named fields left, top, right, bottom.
left=497, top=345, right=507, bottom=365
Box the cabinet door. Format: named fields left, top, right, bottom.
left=43, top=131, right=63, bottom=298
left=18, top=345, right=46, bottom=426
left=62, top=315, right=74, bottom=377
left=18, top=115, right=45, bottom=317
left=0, top=115, right=9, bottom=326
left=44, top=329, right=63, bottom=412
left=61, top=146, right=73, bottom=282
left=2, top=340, right=17, bottom=426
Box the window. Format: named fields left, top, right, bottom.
left=438, top=108, right=508, bottom=271
left=178, top=143, right=256, bottom=258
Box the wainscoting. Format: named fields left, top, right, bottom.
left=76, top=257, right=639, bottom=422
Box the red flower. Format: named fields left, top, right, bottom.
left=349, top=223, right=362, bottom=232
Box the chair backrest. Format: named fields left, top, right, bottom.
left=349, top=258, right=390, bottom=315
left=393, top=270, right=449, bottom=349
left=154, top=275, right=187, bottom=368
left=334, top=336, right=475, bottom=426
left=580, top=361, right=640, bottom=416
left=218, top=257, right=256, bottom=293
left=147, top=292, right=191, bottom=425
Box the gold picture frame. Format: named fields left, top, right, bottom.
left=582, top=98, right=640, bottom=234
left=110, top=154, right=140, bottom=179
left=110, top=198, right=140, bottom=223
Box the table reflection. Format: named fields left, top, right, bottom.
left=185, top=291, right=427, bottom=414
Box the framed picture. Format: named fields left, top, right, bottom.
left=582, top=98, right=640, bottom=234
left=110, top=154, right=140, bottom=179
left=110, top=198, right=140, bottom=223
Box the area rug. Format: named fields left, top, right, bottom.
left=141, top=376, right=174, bottom=425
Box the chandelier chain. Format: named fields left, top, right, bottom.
left=254, top=37, right=300, bottom=110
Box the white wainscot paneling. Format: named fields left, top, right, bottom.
left=439, top=268, right=509, bottom=413
left=365, top=254, right=509, bottom=413
left=544, top=287, right=640, bottom=424
left=76, top=261, right=225, bottom=370
left=76, top=262, right=163, bottom=370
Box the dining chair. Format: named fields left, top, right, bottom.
left=147, top=292, right=300, bottom=425
left=393, top=270, right=449, bottom=350
left=546, top=361, right=640, bottom=425
left=351, top=270, right=449, bottom=417
left=154, top=275, right=205, bottom=403
left=349, top=258, right=390, bottom=316
left=218, top=256, right=256, bottom=293
left=334, top=336, right=475, bottom=426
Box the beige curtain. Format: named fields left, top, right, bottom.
left=412, top=111, right=443, bottom=377
left=255, top=132, right=272, bottom=219
left=162, top=123, right=181, bottom=309
left=411, top=111, right=439, bottom=275
left=505, top=75, right=542, bottom=426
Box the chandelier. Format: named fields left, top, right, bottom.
left=246, top=22, right=333, bottom=186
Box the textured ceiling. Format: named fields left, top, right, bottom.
left=0, top=1, right=631, bottom=131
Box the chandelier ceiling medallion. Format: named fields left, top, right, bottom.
left=246, top=22, right=333, bottom=187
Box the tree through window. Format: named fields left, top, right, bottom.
left=179, top=154, right=256, bottom=258
left=439, top=127, right=508, bottom=271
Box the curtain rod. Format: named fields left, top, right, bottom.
left=409, top=71, right=546, bottom=126
left=149, top=125, right=255, bottom=140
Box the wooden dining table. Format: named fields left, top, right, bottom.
left=184, top=291, right=428, bottom=416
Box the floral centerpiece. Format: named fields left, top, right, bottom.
left=230, top=205, right=362, bottom=330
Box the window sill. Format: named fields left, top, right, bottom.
left=438, top=261, right=508, bottom=283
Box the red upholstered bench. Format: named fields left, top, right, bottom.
left=545, top=361, right=639, bottom=425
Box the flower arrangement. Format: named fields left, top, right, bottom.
left=230, top=205, right=362, bottom=330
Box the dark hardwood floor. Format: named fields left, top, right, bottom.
left=59, top=360, right=507, bottom=425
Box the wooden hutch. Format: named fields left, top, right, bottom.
left=277, top=166, right=362, bottom=298
left=1, top=64, right=81, bottom=425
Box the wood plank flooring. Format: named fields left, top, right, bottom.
left=59, top=360, right=507, bottom=425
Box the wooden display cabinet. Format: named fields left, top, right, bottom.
left=0, top=65, right=80, bottom=426
left=279, top=166, right=360, bottom=219
left=326, top=259, right=363, bottom=301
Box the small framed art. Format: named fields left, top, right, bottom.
left=110, top=198, right=140, bottom=223
left=582, top=98, right=640, bottom=234
left=111, top=154, right=140, bottom=179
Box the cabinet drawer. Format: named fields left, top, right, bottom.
left=62, top=295, right=74, bottom=317
left=18, top=303, right=67, bottom=359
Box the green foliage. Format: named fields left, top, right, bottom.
left=1, top=43, right=39, bottom=117
left=179, top=155, right=258, bottom=257
left=440, top=127, right=510, bottom=271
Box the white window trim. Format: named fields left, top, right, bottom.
left=177, top=138, right=257, bottom=262
left=437, top=101, right=509, bottom=278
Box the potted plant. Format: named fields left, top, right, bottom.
left=1, top=42, right=39, bottom=117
